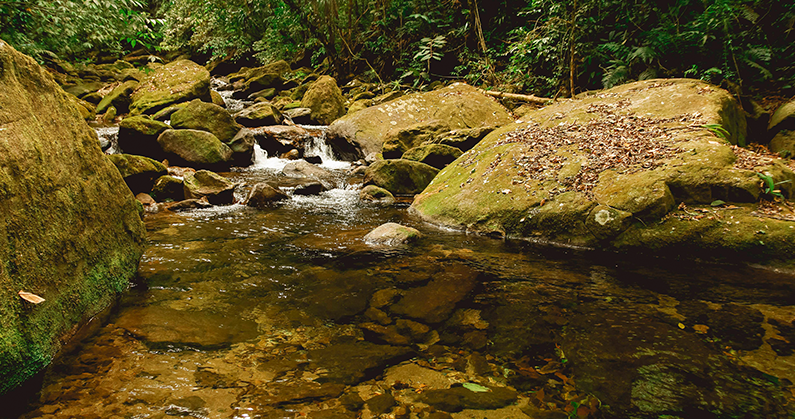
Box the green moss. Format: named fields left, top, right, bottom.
left=130, top=60, right=210, bottom=115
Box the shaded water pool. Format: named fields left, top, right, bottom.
left=10, top=159, right=795, bottom=419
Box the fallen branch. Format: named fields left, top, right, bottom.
left=480, top=89, right=553, bottom=104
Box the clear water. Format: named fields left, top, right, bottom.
left=9, top=152, right=795, bottom=418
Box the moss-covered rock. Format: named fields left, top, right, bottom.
left=328, top=83, right=514, bottom=161
left=402, top=144, right=463, bottom=169
left=410, top=79, right=795, bottom=264
left=770, top=130, right=795, bottom=158
left=170, top=99, right=241, bottom=143
left=768, top=100, right=795, bottom=137
left=107, top=153, right=168, bottom=194
left=363, top=223, right=422, bottom=246
left=96, top=80, right=139, bottom=114
left=235, top=102, right=283, bottom=127
left=0, top=40, right=145, bottom=394
left=227, top=128, right=256, bottom=167
left=130, top=59, right=211, bottom=115
left=183, top=170, right=236, bottom=204
left=157, top=129, right=233, bottom=170
left=359, top=185, right=396, bottom=204
left=151, top=175, right=184, bottom=202
left=210, top=90, right=225, bottom=108
left=301, top=75, right=346, bottom=125
left=118, top=115, right=170, bottom=158
left=364, top=159, right=439, bottom=195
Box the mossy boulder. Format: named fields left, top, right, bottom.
left=157, top=129, right=233, bottom=170
left=130, top=59, right=211, bottom=115
left=235, top=102, right=283, bottom=127
left=0, top=40, right=145, bottom=394
left=770, top=130, right=795, bottom=158
left=363, top=223, right=422, bottom=246
left=410, top=79, right=795, bottom=265
left=63, top=80, right=104, bottom=98
left=402, top=144, right=463, bottom=169
left=210, top=90, right=225, bottom=108
left=363, top=159, right=439, bottom=195
left=151, top=175, right=184, bottom=202
left=768, top=100, right=795, bottom=137
left=301, top=75, right=346, bottom=125
left=328, top=83, right=514, bottom=161
left=183, top=170, right=236, bottom=204
left=170, top=99, right=242, bottom=143
left=118, top=115, right=170, bottom=158
left=107, top=153, right=168, bottom=194
left=96, top=80, right=139, bottom=114
left=359, top=184, right=396, bottom=204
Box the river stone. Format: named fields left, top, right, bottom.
left=236, top=72, right=284, bottom=99
left=64, top=80, right=105, bottom=98
left=130, top=59, right=211, bottom=115
left=301, top=75, right=346, bottom=125
left=118, top=115, right=170, bottom=158
left=770, top=130, right=795, bottom=158
left=402, top=144, right=463, bottom=169
left=183, top=170, right=236, bottom=204
left=365, top=393, right=395, bottom=415
left=0, top=40, right=145, bottom=394
left=363, top=159, right=439, bottom=195
left=284, top=107, right=313, bottom=124
left=388, top=264, right=478, bottom=324
left=283, top=160, right=336, bottom=188
left=235, top=102, right=283, bottom=127
left=245, top=183, right=289, bottom=208
left=306, top=340, right=413, bottom=385
left=359, top=185, right=396, bottom=204
left=170, top=99, right=242, bottom=143
left=293, top=181, right=326, bottom=196
left=328, top=83, right=513, bottom=161
left=107, top=154, right=168, bottom=194
left=252, top=125, right=311, bottom=157
left=227, top=128, right=256, bottom=166
left=410, top=79, right=795, bottom=264
left=768, top=100, right=795, bottom=137
left=96, top=80, right=139, bottom=114
left=418, top=385, right=518, bottom=413
left=384, top=363, right=452, bottom=389
left=151, top=175, right=184, bottom=202
left=363, top=223, right=421, bottom=246
left=153, top=103, right=188, bottom=121
left=210, top=90, right=225, bottom=108
left=157, top=129, right=233, bottom=170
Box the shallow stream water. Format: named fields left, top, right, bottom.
left=9, top=149, right=795, bottom=418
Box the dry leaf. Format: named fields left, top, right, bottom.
left=19, top=290, right=45, bottom=304
left=693, top=324, right=709, bottom=334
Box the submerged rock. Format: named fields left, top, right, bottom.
left=410, top=79, right=795, bottom=265
left=157, top=129, right=233, bottom=170
left=328, top=83, right=513, bottom=160
left=359, top=185, right=396, bottom=204
left=245, top=183, right=289, bottom=207
left=183, top=170, right=236, bottom=204
left=306, top=340, right=413, bottom=385
left=0, top=40, right=145, bottom=393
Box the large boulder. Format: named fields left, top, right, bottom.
left=107, top=154, right=168, bottom=194
left=227, top=128, right=256, bottom=167
left=0, top=41, right=145, bottom=394
left=118, top=115, right=170, bottom=158
left=328, top=83, right=513, bottom=161
left=364, top=159, right=439, bottom=195
left=410, top=79, right=795, bottom=265
left=183, top=170, right=236, bottom=204
left=96, top=80, right=139, bottom=114
left=170, top=99, right=242, bottom=143
left=301, top=75, right=345, bottom=125
left=235, top=102, right=283, bottom=127
left=157, top=129, right=233, bottom=170
left=244, top=183, right=289, bottom=208
left=401, top=144, right=463, bottom=169
left=130, top=59, right=211, bottom=115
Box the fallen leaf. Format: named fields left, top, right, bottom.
left=693, top=324, right=709, bottom=334
left=462, top=382, right=490, bottom=393
left=19, top=290, right=45, bottom=304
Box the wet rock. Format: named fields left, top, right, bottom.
left=170, top=99, right=242, bottom=143
left=183, top=170, right=236, bottom=204
left=248, top=87, right=277, bottom=101
left=107, top=153, right=168, bottom=194
left=418, top=384, right=518, bottom=413
left=677, top=301, right=765, bottom=350
left=245, top=183, right=289, bottom=207
left=304, top=155, right=323, bottom=165
left=227, top=128, right=256, bottom=167
left=236, top=72, right=284, bottom=99
left=769, top=129, right=795, bottom=157
left=253, top=382, right=345, bottom=406
left=210, top=90, right=225, bottom=107
left=157, top=129, right=233, bottom=170
left=384, top=363, right=452, bottom=389
left=235, top=102, right=283, bottom=127
left=115, top=306, right=259, bottom=349
left=130, top=59, right=211, bottom=115
left=389, top=264, right=478, bottom=324
left=301, top=75, right=346, bottom=125
left=293, top=181, right=326, bottom=196
left=135, top=192, right=156, bottom=206
left=767, top=318, right=795, bottom=356
left=118, top=115, right=170, bottom=158
left=365, top=307, right=392, bottom=325
left=338, top=392, right=365, bottom=411
left=359, top=185, right=396, bottom=204
left=151, top=175, right=184, bottom=202
left=371, top=288, right=402, bottom=308
left=283, top=160, right=336, bottom=187
left=284, top=107, right=313, bottom=124
left=152, top=103, right=187, bottom=121
left=282, top=149, right=300, bottom=159
left=363, top=159, right=439, bottom=195
left=364, top=223, right=422, bottom=246
left=328, top=83, right=513, bottom=160
left=308, top=408, right=357, bottom=419
left=251, top=125, right=311, bottom=157
left=585, top=204, right=634, bottom=240
left=96, top=80, right=138, bottom=114
left=402, top=144, right=463, bottom=169
left=360, top=323, right=412, bottom=345
left=161, top=197, right=212, bottom=211
left=307, top=340, right=414, bottom=385
left=365, top=393, right=396, bottom=415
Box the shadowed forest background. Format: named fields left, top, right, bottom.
left=1, top=0, right=794, bottom=97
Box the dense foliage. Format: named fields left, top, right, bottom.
left=1, top=0, right=793, bottom=95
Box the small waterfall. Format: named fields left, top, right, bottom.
left=248, top=144, right=289, bottom=171
left=212, top=77, right=249, bottom=113
left=300, top=125, right=350, bottom=170
left=95, top=126, right=120, bottom=154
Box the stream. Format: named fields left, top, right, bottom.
left=9, top=133, right=795, bottom=418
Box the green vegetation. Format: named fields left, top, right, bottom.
left=1, top=0, right=793, bottom=95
